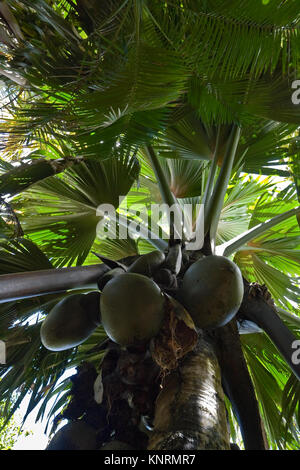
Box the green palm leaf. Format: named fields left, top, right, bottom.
left=242, top=333, right=300, bottom=449
left=0, top=157, right=75, bottom=198
left=14, top=154, right=139, bottom=266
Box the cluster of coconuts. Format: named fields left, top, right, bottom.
left=41, top=251, right=245, bottom=450
left=40, top=250, right=244, bottom=352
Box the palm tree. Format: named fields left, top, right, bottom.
left=0, top=0, right=299, bottom=450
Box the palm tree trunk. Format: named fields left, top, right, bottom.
left=148, top=332, right=230, bottom=450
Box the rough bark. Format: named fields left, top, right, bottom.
left=148, top=332, right=230, bottom=450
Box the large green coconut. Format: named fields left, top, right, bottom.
left=100, top=273, right=165, bottom=346
left=180, top=255, right=244, bottom=329
left=40, top=291, right=101, bottom=351
left=46, top=421, right=97, bottom=450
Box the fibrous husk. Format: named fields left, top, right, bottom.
left=116, top=350, right=160, bottom=386
left=150, top=295, right=198, bottom=372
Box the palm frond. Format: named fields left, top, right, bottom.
left=0, top=157, right=75, bottom=198
left=13, top=154, right=139, bottom=266
left=149, top=0, right=300, bottom=80
left=242, top=332, right=300, bottom=449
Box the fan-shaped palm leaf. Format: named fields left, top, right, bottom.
left=13, top=153, right=139, bottom=266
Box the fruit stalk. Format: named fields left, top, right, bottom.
left=239, top=283, right=300, bottom=381
left=215, top=319, right=268, bottom=449
left=0, top=255, right=139, bottom=304
left=0, top=264, right=109, bottom=303
left=144, top=145, right=183, bottom=242
left=204, top=124, right=241, bottom=245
